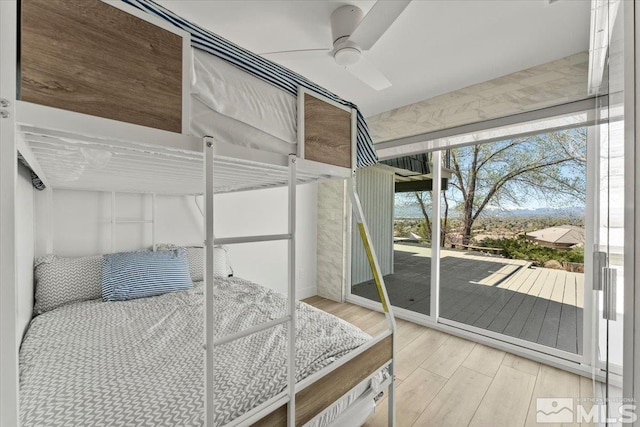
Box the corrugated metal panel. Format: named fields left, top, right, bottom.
left=351, top=166, right=394, bottom=285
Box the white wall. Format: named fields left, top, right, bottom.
left=16, top=165, right=34, bottom=343
left=213, top=183, right=317, bottom=298
left=34, top=183, right=318, bottom=298
left=35, top=192, right=201, bottom=257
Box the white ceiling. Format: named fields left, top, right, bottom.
left=158, top=0, right=590, bottom=118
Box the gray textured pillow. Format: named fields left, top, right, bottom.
left=34, top=254, right=103, bottom=314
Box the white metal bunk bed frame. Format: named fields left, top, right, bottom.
left=7, top=108, right=399, bottom=427
left=0, top=2, right=397, bottom=426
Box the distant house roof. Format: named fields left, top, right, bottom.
left=526, top=225, right=585, bottom=246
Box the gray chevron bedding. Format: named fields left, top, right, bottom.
left=20, top=277, right=372, bottom=426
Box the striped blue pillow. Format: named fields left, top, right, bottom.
left=102, top=249, right=192, bottom=301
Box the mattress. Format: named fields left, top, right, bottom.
left=190, top=49, right=297, bottom=155
left=190, top=96, right=294, bottom=156
left=19, top=277, right=378, bottom=426
left=125, top=0, right=378, bottom=170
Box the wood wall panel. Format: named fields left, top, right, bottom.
left=20, top=0, right=183, bottom=133
left=251, top=405, right=287, bottom=427
left=303, top=94, right=352, bottom=169
left=295, top=334, right=392, bottom=425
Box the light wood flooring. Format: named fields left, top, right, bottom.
left=303, top=296, right=594, bottom=427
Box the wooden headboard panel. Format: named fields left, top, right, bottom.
left=298, top=88, right=355, bottom=170
left=19, top=0, right=188, bottom=133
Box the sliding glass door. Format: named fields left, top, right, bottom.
left=350, top=159, right=433, bottom=318
left=347, top=3, right=631, bottom=398
left=591, top=0, right=626, bottom=422
left=436, top=127, right=587, bottom=359
left=349, top=128, right=591, bottom=362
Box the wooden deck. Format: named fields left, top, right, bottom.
left=352, top=244, right=584, bottom=354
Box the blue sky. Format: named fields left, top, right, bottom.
left=393, top=128, right=587, bottom=216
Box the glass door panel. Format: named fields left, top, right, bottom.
left=592, top=0, right=625, bottom=422
left=437, top=133, right=586, bottom=357
left=350, top=165, right=433, bottom=317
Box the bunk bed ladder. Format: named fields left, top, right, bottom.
left=287, top=154, right=297, bottom=427
left=203, top=136, right=298, bottom=427
left=349, top=175, right=398, bottom=427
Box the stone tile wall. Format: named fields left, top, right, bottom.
left=368, top=52, right=589, bottom=143
left=316, top=180, right=348, bottom=302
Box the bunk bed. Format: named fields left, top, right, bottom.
left=1, top=0, right=397, bottom=426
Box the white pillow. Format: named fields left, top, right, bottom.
left=156, top=244, right=232, bottom=280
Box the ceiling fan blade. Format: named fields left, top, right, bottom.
left=259, top=48, right=330, bottom=61
left=346, top=55, right=392, bottom=91
left=348, top=0, right=411, bottom=51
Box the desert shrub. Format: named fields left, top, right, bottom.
left=417, top=221, right=430, bottom=240
left=479, top=237, right=584, bottom=266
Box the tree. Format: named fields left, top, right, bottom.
left=414, top=191, right=431, bottom=236
left=412, top=190, right=450, bottom=247
left=447, top=128, right=586, bottom=244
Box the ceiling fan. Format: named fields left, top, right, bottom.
left=259, top=1, right=411, bottom=91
